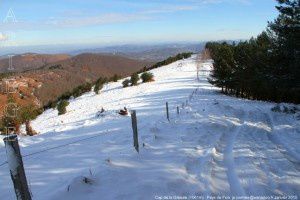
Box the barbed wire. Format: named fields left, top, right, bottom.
left=0, top=161, right=8, bottom=167
left=0, top=87, right=199, bottom=169
left=0, top=130, right=113, bottom=168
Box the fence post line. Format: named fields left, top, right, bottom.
left=131, top=110, right=139, bottom=153
left=177, top=106, right=180, bottom=115
left=3, top=135, right=32, bottom=200
left=166, top=102, right=170, bottom=121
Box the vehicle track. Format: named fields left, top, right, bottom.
left=262, top=112, right=300, bottom=168
left=234, top=111, right=281, bottom=195
left=205, top=104, right=247, bottom=195
left=246, top=110, right=300, bottom=195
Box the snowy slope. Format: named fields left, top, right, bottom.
left=0, top=55, right=299, bottom=200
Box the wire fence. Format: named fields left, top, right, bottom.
left=0, top=160, right=7, bottom=167
left=0, top=130, right=114, bottom=168
left=0, top=85, right=200, bottom=170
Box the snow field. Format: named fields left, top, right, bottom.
left=0, top=55, right=299, bottom=199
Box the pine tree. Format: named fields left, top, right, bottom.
left=206, top=0, right=300, bottom=103
left=268, top=0, right=300, bottom=102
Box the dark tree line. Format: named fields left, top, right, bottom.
left=138, top=52, right=193, bottom=73
left=206, top=0, right=299, bottom=103
left=150, top=52, right=193, bottom=70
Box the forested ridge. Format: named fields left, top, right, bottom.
left=206, top=0, right=300, bottom=103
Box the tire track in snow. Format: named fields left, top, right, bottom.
left=247, top=129, right=281, bottom=195
left=176, top=108, right=224, bottom=196
left=213, top=125, right=246, bottom=196
left=234, top=111, right=281, bottom=195
left=179, top=101, right=236, bottom=195
left=209, top=104, right=246, bottom=196
left=246, top=110, right=300, bottom=195
left=263, top=112, right=300, bottom=169
left=223, top=125, right=246, bottom=196
left=183, top=128, right=223, bottom=196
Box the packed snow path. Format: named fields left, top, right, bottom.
left=0, top=55, right=299, bottom=199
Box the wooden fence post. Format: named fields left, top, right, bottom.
left=166, top=102, right=170, bottom=121
left=3, top=135, right=32, bottom=200
left=177, top=106, right=180, bottom=115
left=131, top=111, right=139, bottom=153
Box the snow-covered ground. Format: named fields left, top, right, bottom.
left=0, top=55, right=299, bottom=200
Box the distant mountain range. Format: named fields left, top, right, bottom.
left=68, top=43, right=205, bottom=61
left=0, top=42, right=206, bottom=62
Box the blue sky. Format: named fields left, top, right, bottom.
left=0, top=0, right=278, bottom=47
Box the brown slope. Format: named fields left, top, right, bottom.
left=25, top=53, right=152, bottom=105
left=0, top=53, right=152, bottom=119
left=56, top=53, right=149, bottom=77
left=0, top=53, right=152, bottom=134
left=0, top=53, right=71, bottom=73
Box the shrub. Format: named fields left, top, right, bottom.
left=43, top=81, right=93, bottom=111
left=0, top=96, right=21, bottom=134
left=71, top=82, right=92, bottom=98
left=44, top=101, right=57, bottom=110
left=122, top=79, right=130, bottom=88
left=57, top=100, right=69, bottom=115
left=18, top=105, right=40, bottom=136
left=59, top=91, right=72, bottom=101
left=25, top=121, right=37, bottom=136
left=19, top=105, right=41, bottom=122
left=141, top=72, right=154, bottom=83
left=49, top=64, right=63, bottom=70
left=130, top=73, right=140, bottom=86
left=0, top=115, right=20, bottom=134
left=94, top=79, right=104, bottom=94
left=111, top=74, right=121, bottom=82
left=102, top=77, right=108, bottom=83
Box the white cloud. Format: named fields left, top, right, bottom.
left=48, top=4, right=198, bottom=28
left=53, top=13, right=151, bottom=27
left=0, top=6, right=194, bottom=30
left=0, top=0, right=252, bottom=31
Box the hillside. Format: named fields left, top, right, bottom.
left=69, top=43, right=205, bottom=61
left=0, top=53, right=70, bottom=73
left=0, top=55, right=299, bottom=199
left=33, top=53, right=151, bottom=105
left=0, top=54, right=151, bottom=116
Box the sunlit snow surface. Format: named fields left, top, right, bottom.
left=0, top=55, right=299, bottom=200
